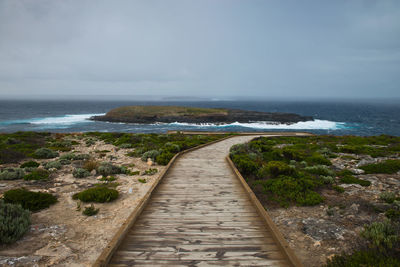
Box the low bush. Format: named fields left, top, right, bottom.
left=386, top=209, right=400, bottom=221
left=325, top=249, right=400, bottom=267
left=0, top=168, right=25, bottom=180
left=380, top=192, right=397, bottom=204
left=142, top=168, right=158, bottom=175
left=162, top=142, right=180, bottom=153
left=83, top=160, right=98, bottom=171
left=304, top=165, right=335, bottom=176
left=98, top=176, right=116, bottom=182
left=72, top=186, right=119, bottom=203
left=360, top=160, right=400, bottom=174
left=73, top=154, right=90, bottom=160
left=257, top=175, right=323, bottom=207
left=258, top=161, right=296, bottom=178
left=305, top=153, right=332, bottom=166
left=33, top=148, right=59, bottom=159
left=82, top=204, right=99, bottom=216
left=20, top=161, right=40, bottom=168
left=0, top=200, right=31, bottom=244
left=96, top=162, right=127, bottom=176
left=23, top=168, right=49, bottom=181
left=156, top=152, right=175, bottom=165
left=73, top=168, right=90, bottom=178
left=3, top=188, right=57, bottom=212
left=332, top=185, right=345, bottom=193
left=340, top=175, right=371, bottom=187
left=44, top=161, right=62, bottom=170
left=230, top=154, right=259, bottom=176
left=141, top=150, right=160, bottom=162
left=138, top=178, right=147, bottom=183
left=361, top=219, right=399, bottom=250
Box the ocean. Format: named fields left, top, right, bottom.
left=0, top=100, right=399, bottom=136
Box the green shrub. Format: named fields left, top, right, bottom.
left=96, top=162, right=126, bottom=176
left=138, top=178, right=147, bottom=183
left=44, top=161, right=62, bottom=170
left=20, top=161, right=40, bottom=168
left=337, top=169, right=355, bottom=177
left=386, top=209, right=400, bottom=221
left=162, top=142, right=180, bottom=153
left=360, top=160, right=400, bottom=174
left=118, top=143, right=132, bottom=149
left=306, top=153, right=332, bottom=166
left=73, top=154, right=90, bottom=160
left=380, top=192, right=397, bottom=204
left=332, top=185, right=345, bottom=193
left=156, top=152, right=175, bottom=165
left=3, top=188, right=57, bottom=212
left=99, top=176, right=116, bottom=182
left=60, top=153, right=76, bottom=161
left=265, top=161, right=295, bottom=178
left=304, top=165, right=335, bottom=176
left=0, top=168, right=25, bottom=180
left=23, top=168, right=49, bottom=181
left=340, top=175, right=371, bottom=187
left=73, top=168, right=90, bottom=178
left=82, top=204, right=99, bottom=216
left=33, top=148, right=59, bottom=159
left=141, top=150, right=160, bottom=161
left=0, top=200, right=31, bottom=244
left=59, top=159, right=71, bottom=165
left=325, top=249, right=400, bottom=267
left=72, top=187, right=119, bottom=203
left=142, top=168, right=158, bottom=175
left=257, top=175, right=323, bottom=207
left=128, top=170, right=140, bottom=176
left=361, top=220, right=399, bottom=250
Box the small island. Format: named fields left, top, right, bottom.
left=90, top=105, right=313, bottom=124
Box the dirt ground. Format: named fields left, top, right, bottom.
left=0, top=138, right=165, bottom=266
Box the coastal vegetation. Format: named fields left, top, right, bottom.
left=86, top=131, right=229, bottom=165
left=0, top=200, right=31, bottom=244
left=230, top=134, right=400, bottom=265
left=3, top=188, right=57, bottom=212
left=72, top=186, right=119, bottom=203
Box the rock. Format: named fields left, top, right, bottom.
left=90, top=170, right=96, bottom=175
left=91, top=106, right=313, bottom=124
left=97, top=175, right=103, bottom=180
left=349, top=203, right=359, bottom=213
left=356, top=158, right=377, bottom=167
left=302, top=218, right=345, bottom=241
left=350, top=168, right=365, bottom=174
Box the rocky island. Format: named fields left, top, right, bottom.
left=90, top=105, right=313, bottom=124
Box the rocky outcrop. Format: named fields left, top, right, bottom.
left=90, top=106, right=313, bottom=124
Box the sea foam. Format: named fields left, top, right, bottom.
left=168, top=119, right=347, bottom=130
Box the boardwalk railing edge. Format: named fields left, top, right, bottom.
left=93, top=134, right=234, bottom=267
left=226, top=156, right=304, bottom=267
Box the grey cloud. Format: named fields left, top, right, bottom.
left=0, top=0, right=399, bottom=99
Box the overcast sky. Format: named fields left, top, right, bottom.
left=0, top=0, right=399, bottom=100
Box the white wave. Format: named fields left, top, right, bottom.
left=28, top=114, right=105, bottom=125
left=169, top=119, right=347, bottom=130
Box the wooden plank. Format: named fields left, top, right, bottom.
left=113, top=250, right=286, bottom=261
left=226, top=156, right=304, bottom=267
left=109, top=259, right=287, bottom=267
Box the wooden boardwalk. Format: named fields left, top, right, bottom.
left=108, top=135, right=292, bottom=266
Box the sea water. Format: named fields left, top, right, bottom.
left=0, top=100, right=399, bottom=136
